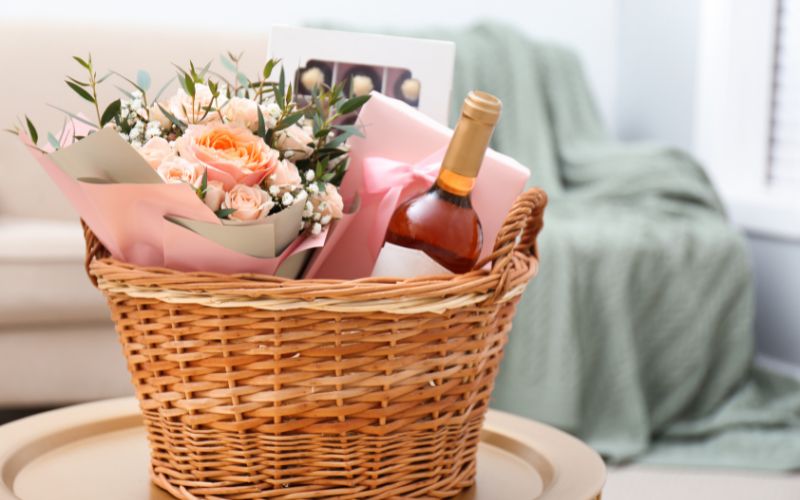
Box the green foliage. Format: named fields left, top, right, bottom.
left=215, top=208, right=237, bottom=218
left=100, top=99, right=121, bottom=127
left=66, top=80, right=95, bottom=103
left=136, top=70, right=151, bottom=91
left=25, top=115, right=38, bottom=144
left=157, top=104, right=187, bottom=132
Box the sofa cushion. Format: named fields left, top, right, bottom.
left=0, top=322, right=131, bottom=406
left=0, top=217, right=110, bottom=326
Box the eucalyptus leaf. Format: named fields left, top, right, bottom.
left=219, top=55, right=237, bottom=72
left=66, top=76, right=89, bottom=87
left=47, top=104, right=99, bottom=129
left=47, top=132, right=60, bottom=151
left=110, top=71, right=146, bottom=96
left=157, top=104, right=187, bottom=132
left=72, top=55, right=91, bottom=70
left=236, top=72, right=249, bottom=88
left=337, top=94, right=370, bottom=115
left=257, top=106, right=266, bottom=138
left=324, top=132, right=352, bottom=150
left=100, top=99, right=122, bottom=127
left=199, top=60, right=213, bottom=79
left=66, top=81, right=95, bottom=103
left=277, top=67, right=286, bottom=109
left=184, top=73, right=196, bottom=97
left=136, top=70, right=151, bottom=91
left=96, top=71, right=114, bottom=84
left=274, top=111, right=303, bottom=131
left=25, top=116, right=38, bottom=144
left=197, top=169, right=208, bottom=198
left=333, top=124, right=366, bottom=138
left=263, top=58, right=278, bottom=79
left=215, top=208, right=237, bottom=218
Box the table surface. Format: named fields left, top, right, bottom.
left=0, top=398, right=605, bottom=500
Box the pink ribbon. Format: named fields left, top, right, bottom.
left=360, top=149, right=447, bottom=253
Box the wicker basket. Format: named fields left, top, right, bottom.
left=83, top=187, right=547, bottom=499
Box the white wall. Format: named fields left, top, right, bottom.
left=616, top=0, right=701, bottom=152
left=1, top=0, right=621, bottom=131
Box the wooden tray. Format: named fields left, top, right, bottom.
left=0, top=398, right=604, bottom=500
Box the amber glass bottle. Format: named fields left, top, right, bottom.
left=372, top=90, right=502, bottom=276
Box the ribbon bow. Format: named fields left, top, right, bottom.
left=358, top=149, right=447, bottom=257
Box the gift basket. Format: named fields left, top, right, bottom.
left=83, top=187, right=544, bottom=499
left=14, top=28, right=547, bottom=499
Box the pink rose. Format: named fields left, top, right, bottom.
left=269, top=159, right=302, bottom=187
left=222, top=97, right=268, bottom=131
left=275, top=124, right=314, bottom=160
left=176, top=123, right=280, bottom=189
left=203, top=180, right=226, bottom=212
left=136, top=137, right=173, bottom=169
left=166, top=84, right=222, bottom=124
left=156, top=156, right=205, bottom=188
left=222, top=184, right=274, bottom=221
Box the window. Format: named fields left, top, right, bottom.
left=770, top=0, right=800, bottom=187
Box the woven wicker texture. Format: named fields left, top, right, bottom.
left=85, top=188, right=547, bottom=499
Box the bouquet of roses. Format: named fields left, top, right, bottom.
left=12, top=53, right=370, bottom=276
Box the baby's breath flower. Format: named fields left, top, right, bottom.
left=320, top=214, right=332, bottom=225
left=268, top=185, right=280, bottom=196
left=311, top=222, right=322, bottom=235
left=307, top=183, right=319, bottom=195
left=304, top=170, right=315, bottom=182
left=281, top=192, right=294, bottom=206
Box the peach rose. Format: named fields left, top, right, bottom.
left=222, top=184, right=274, bottom=221
left=136, top=137, right=173, bottom=169
left=147, top=104, right=172, bottom=129
left=275, top=124, right=314, bottom=160
left=317, top=182, right=343, bottom=219
left=156, top=156, right=205, bottom=188
left=176, top=123, right=279, bottom=189
left=203, top=180, right=226, bottom=212
left=167, top=84, right=222, bottom=124
left=269, top=159, right=302, bottom=186
left=222, top=97, right=270, bottom=131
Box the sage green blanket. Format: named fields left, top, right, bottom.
left=433, top=23, right=800, bottom=469
left=319, top=21, right=800, bottom=468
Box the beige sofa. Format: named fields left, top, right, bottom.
left=0, top=22, right=269, bottom=406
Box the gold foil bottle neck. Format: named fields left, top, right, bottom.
left=462, top=90, right=502, bottom=125
left=439, top=90, right=502, bottom=181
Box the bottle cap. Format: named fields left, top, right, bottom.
left=462, top=90, right=502, bottom=126
left=439, top=90, right=503, bottom=181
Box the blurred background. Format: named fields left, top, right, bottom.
left=1, top=0, right=799, bottom=498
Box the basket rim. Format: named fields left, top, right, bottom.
left=84, top=188, right=547, bottom=314
left=89, top=250, right=538, bottom=314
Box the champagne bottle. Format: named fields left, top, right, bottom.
left=372, top=90, right=502, bottom=277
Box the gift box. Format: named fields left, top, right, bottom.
left=305, top=92, right=531, bottom=280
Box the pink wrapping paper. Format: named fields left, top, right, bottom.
left=24, top=128, right=325, bottom=276
left=306, top=92, right=531, bottom=280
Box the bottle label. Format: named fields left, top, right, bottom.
left=371, top=243, right=453, bottom=278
